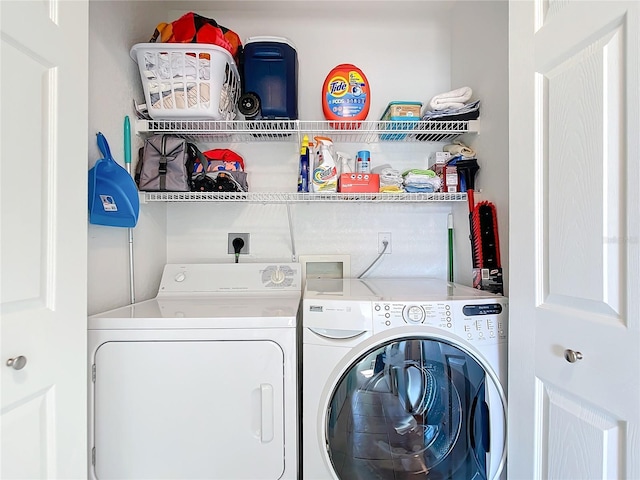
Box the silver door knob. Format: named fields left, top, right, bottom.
left=564, top=349, right=583, bottom=363
left=6, top=356, right=27, bottom=370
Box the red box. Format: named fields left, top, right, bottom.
left=339, top=173, right=380, bottom=193
left=429, top=162, right=459, bottom=193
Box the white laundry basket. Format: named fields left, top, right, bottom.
left=130, top=43, right=241, bottom=121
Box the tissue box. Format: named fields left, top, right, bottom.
left=339, top=173, right=380, bottom=193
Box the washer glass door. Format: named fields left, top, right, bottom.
left=325, top=336, right=504, bottom=480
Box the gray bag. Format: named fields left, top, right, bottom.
left=136, top=135, right=193, bottom=192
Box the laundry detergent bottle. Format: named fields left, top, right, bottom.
left=322, top=64, right=370, bottom=128
left=311, top=137, right=338, bottom=192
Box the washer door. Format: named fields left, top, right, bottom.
left=324, top=336, right=505, bottom=480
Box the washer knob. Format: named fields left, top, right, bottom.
left=175, top=272, right=186, bottom=282
left=403, top=305, right=425, bottom=324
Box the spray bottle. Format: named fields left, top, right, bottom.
left=311, top=136, right=338, bottom=193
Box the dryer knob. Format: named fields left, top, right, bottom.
left=271, top=269, right=286, bottom=284
left=175, top=272, right=186, bottom=282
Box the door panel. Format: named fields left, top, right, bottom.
left=543, top=23, right=624, bottom=317
left=1, top=390, right=55, bottom=479
left=543, top=384, right=623, bottom=479
left=92, top=340, right=286, bottom=480
left=0, top=1, right=88, bottom=478
left=509, top=1, right=639, bottom=479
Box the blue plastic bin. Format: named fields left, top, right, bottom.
left=379, top=101, right=422, bottom=140
left=240, top=36, right=298, bottom=120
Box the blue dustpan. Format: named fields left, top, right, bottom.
left=88, top=132, right=139, bottom=227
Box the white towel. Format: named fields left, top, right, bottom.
left=428, top=86, right=473, bottom=111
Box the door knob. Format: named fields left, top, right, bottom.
left=564, top=349, right=583, bottom=363
left=6, top=356, right=27, bottom=370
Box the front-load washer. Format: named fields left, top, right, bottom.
left=302, top=278, right=508, bottom=480
left=88, top=263, right=301, bottom=480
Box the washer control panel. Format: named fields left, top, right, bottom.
left=372, top=300, right=507, bottom=344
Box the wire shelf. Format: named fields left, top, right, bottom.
left=142, top=191, right=468, bottom=203
left=135, top=119, right=479, bottom=143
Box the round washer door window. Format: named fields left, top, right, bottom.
left=324, top=336, right=504, bottom=480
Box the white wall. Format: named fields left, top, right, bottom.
left=87, top=0, right=509, bottom=314
left=451, top=0, right=510, bottom=292
left=88, top=1, right=170, bottom=314
left=164, top=2, right=457, bottom=275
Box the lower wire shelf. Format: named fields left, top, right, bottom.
left=141, top=191, right=468, bottom=203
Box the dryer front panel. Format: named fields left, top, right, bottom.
left=91, top=340, right=285, bottom=480
left=323, top=336, right=506, bottom=480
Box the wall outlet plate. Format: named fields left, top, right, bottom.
left=228, top=233, right=250, bottom=254
left=378, top=232, right=392, bottom=254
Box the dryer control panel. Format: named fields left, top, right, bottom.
left=372, top=300, right=507, bottom=344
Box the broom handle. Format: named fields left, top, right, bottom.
left=448, top=213, right=454, bottom=282
left=124, top=116, right=135, bottom=304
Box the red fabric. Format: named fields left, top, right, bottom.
left=152, top=12, right=242, bottom=63
left=196, top=23, right=232, bottom=52
left=202, top=149, right=245, bottom=170
left=171, top=12, right=197, bottom=43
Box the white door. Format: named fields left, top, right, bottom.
left=1, top=1, right=88, bottom=478
left=92, top=340, right=285, bottom=480
left=509, top=1, right=639, bottom=479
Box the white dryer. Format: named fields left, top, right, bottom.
left=302, top=278, right=508, bottom=480
left=88, top=263, right=301, bottom=480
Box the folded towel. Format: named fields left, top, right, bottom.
left=421, top=100, right=480, bottom=120
left=380, top=185, right=404, bottom=193
left=443, top=141, right=476, bottom=158
left=429, top=86, right=473, bottom=111
left=372, top=164, right=404, bottom=188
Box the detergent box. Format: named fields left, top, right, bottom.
left=339, top=173, right=380, bottom=193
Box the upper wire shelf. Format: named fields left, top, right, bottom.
left=142, top=191, right=468, bottom=203
left=135, top=119, right=479, bottom=143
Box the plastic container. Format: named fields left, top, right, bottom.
left=379, top=101, right=422, bottom=140
left=239, top=36, right=298, bottom=120
left=130, top=43, right=241, bottom=121
left=322, top=64, right=370, bottom=129
left=356, top=150, right=370, bottom=173
left=380, top=101, right=422, bottom=119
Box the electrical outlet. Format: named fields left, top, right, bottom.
left=228, top=233, right=250, bottom=254
left=378, top=232, right=391, bottom=254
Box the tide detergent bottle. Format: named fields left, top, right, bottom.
left=322, top=64, right=370, bottom=128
